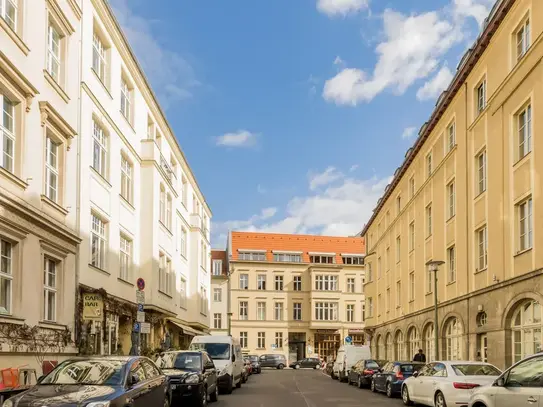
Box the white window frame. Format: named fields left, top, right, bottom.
left=1, top=0, right=17, bottom=31
left=45, top=135, right=59, bottom=202
left=314, top=302, right=338, bottom=321
left=166, top=194, right=172, bottom=230
left=119, top=235, right=131, bottom=281
left=257, top=274, right=266, bottom=290
left=120, top=155, right=132, bottom=204
left=159, top=185, right=166, bottom=224
left=43, top=257, right=57, bottom=322
left=92, top=120, right=108, bottom=178
left=239, top=332, right=248, bottom=348
left=239, top=273, right=249, bottom=290
left=274, top=275, right=284, bottom=291
left=409, top=176, right=415, bottom=198
left=90, top=214, right=106, bottom=270
left=519, top=198, right=533, bottom=251
left=518, top=104, right=532, bottom=160
left=409, top=222, right=415, bottom=252
left=346, top=277, right=355, bottom=293
left=409, top=272, right=415, bottom=302
left=367, top=298, right=373, bottom=317
left=516, top=19, right=531, bottom=61
left=257, top=332, right=265, bottom=349
left=396, top=236, right=401, bottom=263
left=293, top=275, right=302, bottom=291
left=92, top=31, right=107, bottom=83
left=447, top=245, right=456, bottom=283
left=239, top=301, right=248, bottom=320
left=1, top=95, right=15, bottom=173
left=212, top=259, right=222, bottom=276
left=447, top=181, right=455, bottom=218
left=315, top=275, right=338, bottom=291
left=447, top=122, right=456, bottom=151
left=0, top=239, right=13, bottom=314
left=477, top=80, right=486, bottom=114
left=396, top=281, right=401, bottom=308
left=477, top=150, right=487, bottom=195
left=213, top=313, right=222, bottom=329
left=275, top=332, right=283, bottom=349
left=120, top=77, right=132, bottom=123
left=179, top=277, right=187, bottom=309
left=346, top=304, right=354, bottom=322
left=47, top=22, right=61, bottom=82
left=426, top=152, right=433, bottom=177
left=477, top=226, right=488, bottom=270
left=274, top=302, right=283, bottom=321
left=426, top=205, right=432, bottom=237
left=309, top=254, right=335, bottom=264
left=257, top=302, right=266, bottom=320
left=180, top=227, right=187, bottom=258
left=213, top=288, right=222, bottom=302
left=293, top=302, right=302, bottom=320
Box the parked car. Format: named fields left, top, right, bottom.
left=247, top=355, right=261, bottom=374
left=333, top=345, right=372, bottom=382
left=469, top=353, right=543, bottom=407
left=289, top=358, right=322, bottom=369
left=371, top=361, right=424, bottom=397
left=375, top=360, right=389, bottom=368
left=2, top=356, right=171, bottom=407
left=155, top=350, right=218, bottom=407
left=346, top=359, right=381, bottom=387
left=259, top=354, right=286, bottom=369
left=401, top=361, right=501, bottom=407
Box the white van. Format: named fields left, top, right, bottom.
left=189, top=335, right=244, bottom=394
left=333, top=344, right=371, bottom=382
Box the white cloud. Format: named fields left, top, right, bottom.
left=215, top=130, right=258, bottom=148
left=401, top=126, right=417, bottom=140
left=416, top=65, right=454, bottom=100
left=309, top=166, right=344, bottom=190
left=317, top=0, right=369, bottom=17
left=453, top=0, right=495, bottom=27
left=212, top=168, right=392, bottom=246
left=110, top=0, right=200, bottom=109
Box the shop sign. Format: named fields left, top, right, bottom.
left=83, top=293, right=103, bottom=321
left=349, top=329, right=365, bottom=334
left=316, top=329, right=339, bottom=334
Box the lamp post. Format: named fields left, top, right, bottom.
left=426, top=260, right=444, bottom=361
left=227, top=262, right=233, bottom=336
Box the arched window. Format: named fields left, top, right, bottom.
left=407, top=327, right=420, bottom=361
left=511, top=300, right=543, bottom=363
left=386, top=333, right=393, bottom=360
left=445, top=317, right=463, bottom=360
left=376, top=335, right=384, bottom=360
left=394, top=331, right=404, bottom=360
left=424, top=323, right=435, bottom=362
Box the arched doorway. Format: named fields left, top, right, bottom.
left=444, top=317, right=463, bottom=360
left=376, top=335, right=384, bottom=360
left=407, top=326, right=420, bottom=361
left=423, top=323, right=435, bottom=362
left=385, top=333, right=393, bottom=360
left=394, top=331, right=404, bottom=360
left=511, top=300, right=543, bottom=363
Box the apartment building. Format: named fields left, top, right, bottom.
left=361, top=0, right=542, bottom=369
left=226, top=231, right=365, bottom=363
left=210, top=250, right=228, bottom=335
left=0, top=0, right=211, bottom=370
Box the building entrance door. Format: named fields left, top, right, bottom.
left=288, top=332, right=307, bottom=364
left=478, top=334, right=488, bottom=362
left=314, top=332, right=340, bottom=362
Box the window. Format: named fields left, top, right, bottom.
left=179, top=278, right=186, bottom=308
left=239, top=274, right=248, bottom=290
left=378, top=294, right=382, bottom=315
left=92, top=120, right=107, bottom=178
left=257, top=332, right=265, bottom=349
left=0, top=0, right=17, bottom=30
left=213, top=288, right=222, bottom=302
left=293, top=275, right=302, bottom=291
left=407, top=328, right=420, bottom=362
left=120, top=77, right=132, bottom=122
left=386, top=288, right=391, bottom=312
left=238, top=252, right=266, bottom=261
left=477, top=80, right=486, bottom=114
left=120, top=156, right=133, bottom=204
left=119, top=235, right=131, bottom=281
left=44, top=136, right=60, bottom=202
left=239, top=301, right=248, bottom=320
left=447, top=246, right=456, bottom=283
left=257, top=274, right=266, bottom=290
left=43, top=257, right=57, bottom=322
left=396, top=281, right=401, bottom=308
left=447, top=122, right=456, bottom=151
left=90, top=214, right=106, bottom=270
left=166, top=194, right=172, bottom=230
left=516, top=19, right=531, bottom=61
left=0, top=95, right=15, bottom=173
left=518, top=104, right=532, bottom=159
left=367, top=297, right=373, bottom=317
left=274, top=302, right=283, bottom=321
left=158, top=254, right=171, bottom=294
left=213, top=313, right=222, bottom=329
left=92, top=31, right=107, bottom=83
left=200, top=287, right=207, bottom=315
left=367, top=263, right=372, bottom=282
left=447, top=181, right=455, bottom=218
left=477, top=226, right=488, bottom=270
left=346, top=304, right=354, bottom=322
left=309, top=254, right=334, bottom=264
left=293, top=303, right=302, bottom=320
left=445, top=318, right=463, bottom=361
left=511, top=301, right=542, bottom=362
left=342, top=256, right=363, bottom=265
left=386, top=334, right=393, bottom=360
left=47, top=23, right=61, bottom=81
left=519, top=198, right=533, bottom=251
left=424, top=324, right=435, bottom=362
left=257, top=302, right=266, bottom=320
left=159, top=185, right=166, bottom=223
left=180, top=227, right=187, bottom=258
left=240, top=332, right=248, bottom=348
left=315, top=275, right=338, bottom=291
left=427, top=268, right=433, bottom=293
left=274, top=275, right=284, bottom=291
left=409, top=222, right=415, bottom=252
left=426, top=152, right=433, bottom=177
left=273, top=253, right=302, bottom=262
left=181, top=177, right=188, bottom=207
left=409, top=272, right=414, bottom=301
left=476, top=150, right=486, bottom=194
left=314, top=302, right=338, bottom=321
left=0, top=239, right=13, bottom=314
left=396, top=196, right=402, bottom=213
left=275, top=332, right=283, bottom=349
left=426, top=205, right=432, bottom=237
left=395, top=331, right=404, bottom=360
left=396, top=236, right=401, bottom=263
left=347, top=278, right=355, bottom=293
left=212, top=260, right=223, bottom=276
left=409, top=176, right=415, bottom=198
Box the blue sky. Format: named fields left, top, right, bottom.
left=111, top=0, right=495, bottom=247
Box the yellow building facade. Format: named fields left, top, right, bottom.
left=362, top=0, right=543, bottom=369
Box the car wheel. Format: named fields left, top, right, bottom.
left=236, top=377, right=242, bottom=388
left=386, top=382, right=394, bottom=398
left=223, top=376, right=233, bottom=395
left=402, top=386, right=413, bottom=406
left=357, top=376, right=363, bottom=389
left=277, top=364, right=285, bottom=370
left=435, top=391, right=447, bottom=407
left=371, top=379, right=377, bottom=392
left=295, top=364, right=300, bottom=369
left=331, top=371, right=337, bottom=380
left=210, top=385, right=219, bottom=402
left=164, top=395, right=170, bottom=407
left=198, top=386, right=207, bottom=407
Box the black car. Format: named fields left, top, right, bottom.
left=247, top=355, right=261, bottom=373
left=347, top=359, right=380, bottom=388
left=371, top=361, right=424, bottom=397
left=155, top=351, right=218, bottom=407
left=289, top=358, right=321, bottom=369
left=3, top=356, right=170, bottom=407
left=259, top=354, right=286, bottom=369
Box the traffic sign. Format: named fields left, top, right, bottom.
left=137, top=304, right=144, bottom=312
left=271, top=344, right=277, bottom=349
left=133, top=322, right=140, bottom=332
left=345, top=336, right=352, bottom=344
left=136, top=290, right=145, bottom=304
left=137, top=311, right=145, bottom=323
left=140, top=322, right=151, bottom=334
left=137, top=278, right=145, bottom=291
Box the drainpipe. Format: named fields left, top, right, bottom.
left=464, top=82, right=471, bottom=359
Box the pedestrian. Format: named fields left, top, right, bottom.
left=413, top=348, right=426, bottom=362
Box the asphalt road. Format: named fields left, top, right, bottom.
left=214, top=369, right=405, bottom=407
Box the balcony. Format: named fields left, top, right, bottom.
left=160, top=153, right=176, bottom=186
left=190, top=213, right=202, bottom=229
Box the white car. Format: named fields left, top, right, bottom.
left=469, top=353, right=543, bottom=407
left=401, top=361, right=501, bottom=407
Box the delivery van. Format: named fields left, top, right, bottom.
left=333, top=344, right=371, bottom=382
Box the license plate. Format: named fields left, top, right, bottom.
left=171, top=385, right=177, bottom=390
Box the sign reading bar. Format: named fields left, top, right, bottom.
left=82, top=293, right=103, bottom=321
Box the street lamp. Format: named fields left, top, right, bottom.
left=426, top=260, right=444, bottom=361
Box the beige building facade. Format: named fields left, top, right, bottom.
left=227, top=231, right=366, bottom=363
left=210, top=250, right=228, bottom=336
left=361, top=0, right=543, bottom=370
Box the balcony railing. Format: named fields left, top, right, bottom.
left=160, top=154, right=176, bottom=183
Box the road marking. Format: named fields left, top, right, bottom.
left=292, top=371, right=317, bottom=407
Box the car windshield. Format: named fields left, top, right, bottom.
left=400, top=364, right=421, bottom=373
left=452, top=364, right=501, bottom=376
left=189, top=343, right=230, bottom=360
left=155, top=353, right=202, bottom=371
left=248, top=356, right=259, bottom=362
left=366, top=361, right=380, bottom=369
left=41, top=360, right=124, bottom=386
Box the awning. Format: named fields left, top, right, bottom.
left=167, top=319, right=206, bottom=336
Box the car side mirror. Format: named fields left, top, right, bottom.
left=232, top=354, right=236, bottom=362
left=205, top=363, right=215, bottom=371
left=413, top=371, right=419, bottom=378
left=129, top=374, right=140, bottom=387
left=495, top=378, right=505, bottom=387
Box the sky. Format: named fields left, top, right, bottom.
left=110, top=0, right=497, bottom=248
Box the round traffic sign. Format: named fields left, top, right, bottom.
left=345, top=336, right=352, bottom=344
left=137, top=278, right=145, bottom=290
